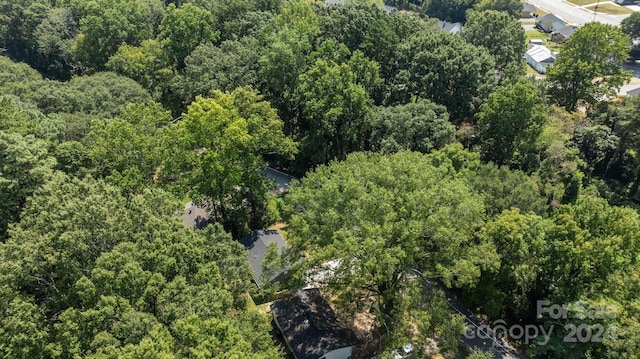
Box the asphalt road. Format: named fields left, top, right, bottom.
left=528, top=0, right=632, bottom=26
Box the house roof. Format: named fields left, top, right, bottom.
left=553, top=25, right=577, bottom=39
left=536, top=13, right=567, bottom=32
left=526, top=44, right=555, bottom=63
left=260, top=167, right=296, bottom=195
left=240, top=229, right=289, bottom=287
left=436, top=20, right=463, bottom=34
left=537, top=13, right=565, bottom=24
left=271, top=288, right=359, bottom=359
left=523, top=3, right=536, bottom=12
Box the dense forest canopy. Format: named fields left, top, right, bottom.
left=1, top=0, right=640, bottom=358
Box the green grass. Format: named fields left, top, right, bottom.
left=586, top=3, right=634, bottom=14
left=525, top=29, right=563, bottom=53
left=566, top=0, right=598, bottom=6
left=536, top=6, right=548, bottom=17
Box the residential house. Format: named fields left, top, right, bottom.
left=551, top=25, right=577, bottom=44
left=536, top=13, right=567, bottom=33
left=436, top=20, right=464, bottom=35
left=525, top=44, right=556, bottom=74
left=260, top=167, right=296, bottom=195
left=240, top=229, right=290, bottom=288
left=522, top=3, right=537, bottom=18
left=271, top=288, right=360, bottom=359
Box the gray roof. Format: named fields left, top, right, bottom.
left=436, top=20, right=463, bottom=34
left=536, top=13, right=567, bottom=32
left=260, top=167, right=296, bottom=195
left=526, top=44, right=555, bottom=63
left=553, top=25, right=577, bottom=39
left=271, top=288, right=359, bottom=359
left=240, top=230, right=289, bottom=287
left=523, top=3, right=536, bottom=12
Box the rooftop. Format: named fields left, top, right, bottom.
left=271, top=288, right=359, bottom=359
left=240, top=229, right=289, bottom=287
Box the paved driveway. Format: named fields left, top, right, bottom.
left=528, top=0, right=633, bottom=26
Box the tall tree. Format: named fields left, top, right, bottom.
left=462, top=9, right=526, bottom=82
left=106, top=39, right=175, bottom=97
left=393, top=30, right=497, bottom=122
left=473, top=0, right=521, bottom=18
left=370, top=99, right=454, bottom=153
left=176, top=38, right=260, bottom=108
left=73, top=0, right=165, bottom=70
left=87, top=102, right=171, bottom=192
left=33, top=7, right=80, bottom=79
left=423, top=0, right=480, bottom=22
left=547, top=22, right=631, bottom=112
left=284, top=151, right=498, bottom=348
left=158, top=3, right=219, bottom=69
left=621, top=11, right=640, bottom=41
left=160, top=88, right=296, bottom=238
left=295, top=51, right=380, bottom=169
left=0, top=132, right=56, bottom=241
left=476, top=78, right=547, bottom=167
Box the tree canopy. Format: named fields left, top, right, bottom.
left=547, top=22, right=631, bottom=112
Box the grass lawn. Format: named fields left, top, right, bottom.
left=525, top=64, right=546, bottom=78
left=566, top=0, right=598, bottom=6
left=586, top=3, right=634, bottom=14
left=525, top=29, right=563, bottom=52
left=536, top=7, right=548, bottom=17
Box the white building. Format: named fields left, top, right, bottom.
left=525, top=44, right=556, bottom=74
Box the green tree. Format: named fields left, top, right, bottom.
left=28, top=72, right=152, bottom=117
left=370, top=99, right=454, bottom=153
left=0, top=132, right=56, bottom=241
left=295, top=51, right=380, bottom=169
left=393, top=30, right=497, bottom=122
left=0, top=95, right=64, bottom=143
left=593, top=96, right=640, bottom=199
left=160, top=88, right=296, bottom=238
left=284, top=151, right=498, bottom=347
left=87, top=102, right=171, bottom=192
left=106, top=39, right=175, bottom=97
left=423, top=0, right=480, bottom=22
left=33, top=7, right=79, bottom=79
left=473, top=0, right=521, bottom=18
left=258, top=1, right=319, bottom=120
left=547, top=22, right=631, bottom=112
left=466, top=209, right=549, bottom=318
left=0, top=0, right=51, bottom=70
left=462, top=9, right=526, bottom=81
left=621, top=11, right=640, bottom=41
left=318, top=0, right=387, bottom=52
left=476, top=78, right=547, bottom=167
left=176, top=38, right=259, bottom=108
left=73, top=0, right=165, bottom=70
left=0, top=178, right=282, bottom=357
left=467, top=163, right=548, bottom=217
left=158, top=3, right=219, bottom=69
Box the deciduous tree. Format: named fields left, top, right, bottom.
left=462, top=9, right=526, bottom=82
left=547, top=22, right=631, bottom=112
left=284, top=151, right=498, bottom=346
left=393, top=30, right=497, bottom=122
left=476, top=78, right=547, bottom=167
